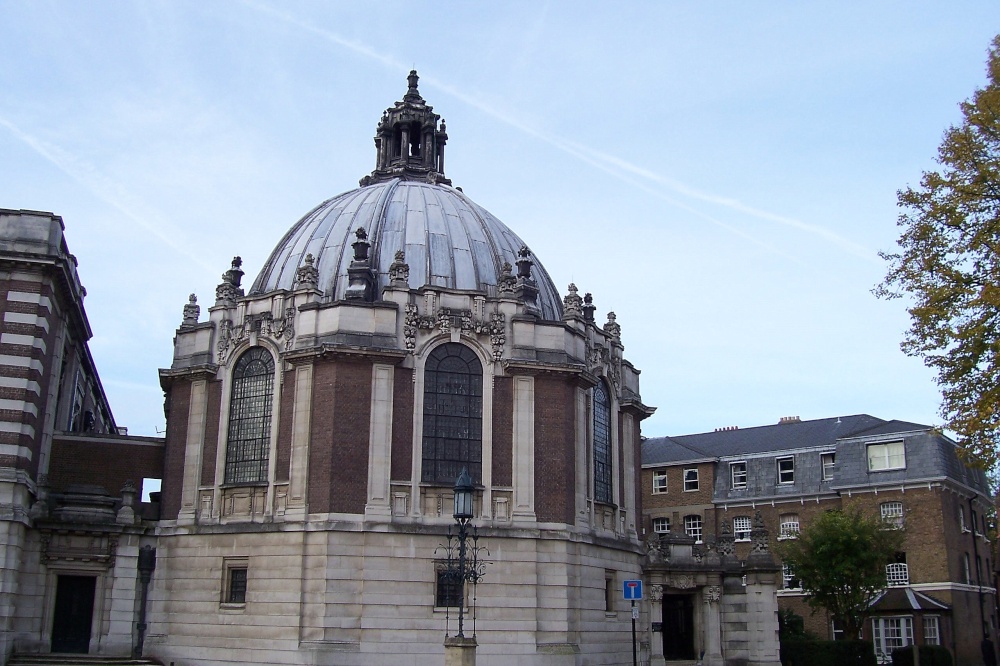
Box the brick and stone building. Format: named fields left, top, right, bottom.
left=642, top=414, right=998, bottom=665
left=0, top=209, right=164, bottom=660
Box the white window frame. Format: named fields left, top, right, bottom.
left=652, top=469, right=667, bottom=494
left=964, top=553, right=972, bottom=584
left=872, top=616, right=913, bottom=665
left=821, top=452, right=835, bottom=481
left=778, top=514, right=799, bottom=540
left=733, top=515, right=751, bottom=542
left=960, top=506, right=969, bottom=532
left=730, top=461, right=747, bottom=490
left=683, top=467, right=699, bottom=492
left=886, top=562, right=909, bottom=586
left=881, top=501, right=904, bottom=529
left=867, top=441, right=906, bottom=471
left=652, top=517, right=670, bottom=534
left=923, top=615, right=940, bottom=646
left=684, top=514, right=703, bottom=543
left=782, top=563, right=801, bottom=590
left=776, top=456, right=794, bottom=484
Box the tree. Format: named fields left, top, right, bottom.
left=775, top=509, right=905, bottom=640
left=875, top=35, right=1000, bottom=469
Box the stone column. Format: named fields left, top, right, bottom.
left=178, top=379, right=207, bottom=525
left=649, top=584, right=666, bottom=666
left=103, top=535, right=139, bottom=655
left=703, top=585, right=724, bottom=666
left=365, top=364, right=394, bottom=519
left=511, top=376, right=535, bottom=522
left=286, top=362, right=313, bottom=517
left=444, top=636, right=477, bottom=666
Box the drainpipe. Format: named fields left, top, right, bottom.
left=133, top=545, right=156, bottom=658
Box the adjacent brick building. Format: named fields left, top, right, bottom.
left=642, top=414, right=997, bottom=665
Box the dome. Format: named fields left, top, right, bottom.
left=249, top=72, right=563, bottom=320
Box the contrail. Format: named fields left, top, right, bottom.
left=0, top=115, right=216, bottom=273
left=243, top=1, right=875, bottom=264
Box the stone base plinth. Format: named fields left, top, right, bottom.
left=444, top=636, right=477, bottom=666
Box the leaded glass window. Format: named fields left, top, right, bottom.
left=421, top=344, right=483, bottom=484
left=593, top=382, right=612, bottom=504
left=224, top=347, right=275, bottom=484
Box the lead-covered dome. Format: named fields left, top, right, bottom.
left=249, top=72, right=562, bottom=320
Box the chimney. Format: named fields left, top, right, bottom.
left=778, top=416, right=801, bottom=425
left=714, top=425, right=739, bottom=432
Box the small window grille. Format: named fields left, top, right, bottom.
left=881, top=501, right=904, bottom=528
left=885, top=563, right=909, bottom=586
left=684, top=514, right=703, bottom=542
left=779, top=514, right=799, bottom=539
left=653, top=517, right=670, bottom=533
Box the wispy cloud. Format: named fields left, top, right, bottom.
left=0, top=114, right=216, bottom=272
left=241, top=0, right=875, bottom=264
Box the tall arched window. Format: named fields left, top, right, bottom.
left=593, top=382, right=612, bottom=504
left=225, top=347, right=275, bottom=484
left=422, top=343, right=483, bottom=484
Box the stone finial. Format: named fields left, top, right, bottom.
left=116, top=480, right=137, bottom=525
left=582, top=293, right=596, bottom=322
left=498, top=262, right=516, bottom=294
left=346, top=229, right=376, bottom=301
left=352, top=227, right=371, bottom=262
left=295, top=253, right=319, bottom=290
left=603, top=311, right=621, bottom=341
left=750, top=510, right=769, bottom=554
left=563, top=283, right=582, bottom=318
left=389, top=249, right=410, bottom=287
left=516, top=246, right=534, bottom=279
left=215, top=256, right=245, bottom=306
left=182, top=294, right=200, bottom=326
left=717, top=518, right=735, bottom=557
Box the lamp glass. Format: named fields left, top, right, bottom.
left=453, top=467, right=474, bottom=519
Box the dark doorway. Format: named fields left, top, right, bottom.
left=51, top=575, right=96, bottom=653
left=662, top=594, right=696, bottom=660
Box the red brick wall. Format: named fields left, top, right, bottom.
left=308, top=359, right=372, bottom=514
left=199, top=380, right=221, bottom=486
left=0, top=278, right=55, bottom=475
left=160, top=380, right=191, bottom=519
left=48, top=436, right=164, bottom=496
left=390, top=366, right=413, bottom=482
left=275, top=369, right=295, bottom=482
left=534, top=375, right=575, bottom=524
left=492, top=376, right=512, bottom=487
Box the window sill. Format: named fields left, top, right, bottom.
left=683, top=488, right=699, bottom=493
left=731, top=486, right=747, bottom=491
left=219, top=603, right=246, bottom=612
left=734, top=537, right=750, bottom=542
left=777, top=535, right=798, bottom=541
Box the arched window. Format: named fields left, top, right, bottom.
left=422, top=343, right=483, bottom=484
left=593, top=381, right=612, bottom=504
left=224, top=347, right=275, bottom=484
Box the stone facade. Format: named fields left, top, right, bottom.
left=643, top=415, right=998, bottom=666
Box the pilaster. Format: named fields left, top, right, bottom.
left=365, top=363, right=394, bottom=519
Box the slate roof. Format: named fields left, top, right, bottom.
left=642, top=414, right=927, bottom=466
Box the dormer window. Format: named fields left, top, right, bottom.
left=867, top=441, right=905, bottom=471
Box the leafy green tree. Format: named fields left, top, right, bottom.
left=875, top=35, right=1000, bottom=468
left=775, top=509, right=905, bottom=640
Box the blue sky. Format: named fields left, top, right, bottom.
left=1, top=2, right=997, bottom=438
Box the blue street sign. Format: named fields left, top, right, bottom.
left=623, top=579, right=643, bottom=600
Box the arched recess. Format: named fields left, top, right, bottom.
left=224, top=346, right=276, bottom=484
left=409, top=337, right=495, bottom=519
left=421, top=342, right=483, bottom=484
left=593, top=380, right=613, bottom=505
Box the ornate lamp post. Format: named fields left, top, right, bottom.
left=452, top=467, right=475, bottom=638
left=440, top=467, right=489, bottom=665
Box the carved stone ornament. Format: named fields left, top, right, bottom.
left=403, top=303, right=506, bottom=360
left=668, top=574, right=696, bottom=590
left=649, top=584, right=664, bottom=601
left=388, top=249, right=410, bottom=286
left=706, top=585, right=721, bottom=603
left=750, top=509, right=770, bottom=554
left=215, top=256, right=245, bottom=307
left=498, top=262, right=516, bottom=294
left=645, top=535, right=670, bottom=565
left=603, top=311, right=622, bottom=341
left=217, top=307, right=297, bottom=363
left=563, top=283, right=582, bottom=318
left=295, top=253, right=319, bottom=290
left=716, top=519, right=735, bottom=557
left=182, top=294, right=200, bottom=326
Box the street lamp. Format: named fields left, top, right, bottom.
left=451, top=467, right=475, bottom=638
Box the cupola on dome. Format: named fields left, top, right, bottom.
left=249, top=71, right=562, bottom=320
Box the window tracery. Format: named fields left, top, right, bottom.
left=224, top=347, right=275, bottom=484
